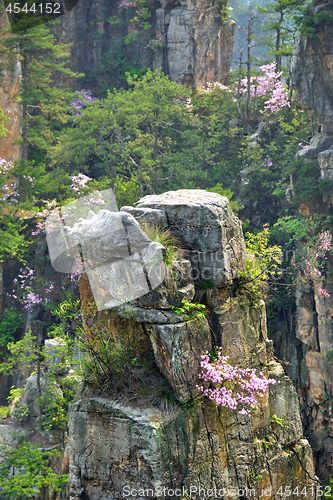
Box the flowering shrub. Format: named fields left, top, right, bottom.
left=238, top=63, right=290, bottom=116
left=70, top=90, right=98, bottom=117
left=297, top=230, right=332, bottom=297
left=70, top=173, right=92, bottom=194
left=197, top=347, right=276, bottom=415
left=202, top=62, right=290, bottom=119
left=31, top=199, right=57, bottom=236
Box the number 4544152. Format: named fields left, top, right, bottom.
left=5, top=3, right=61, bottom=13
left=276, top=486, right=331, bottom=496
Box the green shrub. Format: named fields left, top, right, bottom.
left=11, top=402, right=30, bottom=422
left=0, top=441, right=68, bottom=499
left=0, top=406, right=9, bottom=422
left=0, top=308, right=23, bottom=347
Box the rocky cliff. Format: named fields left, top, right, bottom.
left=0, top=0, right=22, bottom=163
left=0, top=0, right=235, bottom=161
left=54, top=0, right=235, bottom=89
left=272, top=8, right=333, bottom=479
left=68, top=190, right=316, bottom=500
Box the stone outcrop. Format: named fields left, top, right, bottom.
left=136, top=190, right=246, bottom=287
left=68, top=190, right=316, bottom=499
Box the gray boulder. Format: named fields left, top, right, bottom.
left=136, top=189, right=246, bottom=286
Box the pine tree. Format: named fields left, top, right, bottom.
left=0, top=18, right=81, bottom=161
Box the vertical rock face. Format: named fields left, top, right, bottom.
left=55, top=0, right=235, bottom=89
left=0, top=5, right=22, bottom=162
left=272, top=272, right=333, bottom=479
left=289, top=1, right=333, bottom=133
left=282, top=10, right=333, bottom=477
left=68, top=190, right=315, bottom=500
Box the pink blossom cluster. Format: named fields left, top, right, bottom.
left=239, top=63, right=290, bottom=115
left=32, top=200, right=57, bottom=235
left=10, top=267, right=60, bottom=311
left=298, top=142, right=308, bottom=149
left=262, top=156, right=272, bottom=168
left=301, top=230, right=332, bottom=297
left=118, top=0, right=136, bottom=8
left=70, top=173, right=92, bottom=194
left=197, top=348, right=276, bottom=415
left=316, top=230, right=332, bottom=259
left=203, top=82, right=233, bottom=93
left=70, top=90, right=98, bottom=117
left=202, top=63, right=289, bottom=117
left=0, top=157, right=16, bottom=202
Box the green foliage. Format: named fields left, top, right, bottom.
left=140, top=223, right=183, bottom=269
left=246, top=470, right=262, bottom=488
left=37, top=386, right=68, bottom=431
left=52, top=69, right=204, bottom=196
left=170, top=299, right=207, bottom=322
left=0, top=406, right=10, bottom=422
left=0, top=331, right=41, bottom=378
left=232, top=225, right=282, bottom=303
left=0, top=108, right=9, bottom=138
left=11, top=402, right=30, bottom=422
left=271, top=414, right=289, bottom=427
left=294, top=8, right=333, bottom=36
left=0, top=308, right=23, bottom=347
left=0, top=441, right=68, bottom=499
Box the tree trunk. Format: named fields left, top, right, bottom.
left=153, top=122, right=159, bottom=193
left=21, top=49, right=28, bottom=162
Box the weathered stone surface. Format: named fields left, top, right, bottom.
left=120, top=206, right=168, bottom=228
left=145, top=317, right=211, bottom=403
left=318, top=145, right=333, bottom=179
left=21, top=373, right=63, bottom=419
left=71, top=190, right=317, bottom=496
left=54, top=0, right=235, bottom=91
left=296, top=133, right=333, bottom=159
left=136, top=282, right=195, bottom=310
left=116, top=304, right=186, bottom=324
left=62, top=210, right=151, bottom=266
left=272, top=271, right=333, bottom=479
left=290, top=5, right=333, bottom=133
left=0, top=423, right=32, bottom=447
left=136, top=189, right=246, bottom=286
left=68, top=391, right=314, bottom=500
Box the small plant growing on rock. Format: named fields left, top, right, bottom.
left=271, top=414, right=289, bottom=428
left=139, top=223, right=183, bottom=266
left=170, top=298, right=206, bottom=322
left=197, top=347, right=276, bottom=415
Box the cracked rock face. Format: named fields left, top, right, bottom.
left=136, top=189, right=246, bottom=287
left=290, top=1, right=333, bottom=133
left=71, top=190, right=316, bottom=498
left=54, top=0, right=235, bottom=90
left=68, top=300, right=315, bottom=500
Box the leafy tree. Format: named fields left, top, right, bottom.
left=51, top=69, right=205, bottom=198
left=257, top=0, right=309, bottom=68
left=0, top=441, right=68, bottom=499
